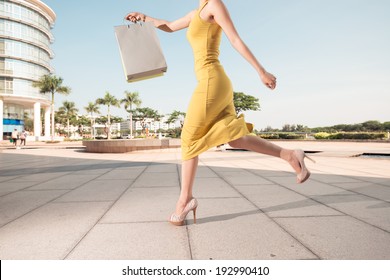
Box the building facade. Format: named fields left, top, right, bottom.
left=0, top=0, right=55, bottom=139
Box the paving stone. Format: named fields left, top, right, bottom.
left=332, top=182, right=390, bottom=201
left=313, top=193, right=390, bottom=232
left=97, top=169, right=144, bottom=180
left=193, top=177, right=241, bottom=198
left=267, top=176, right=356, bottom=196
left=0, top=190, right=68, bottom=227
left=0, top=181, right=38, bottom=196
left=194, top=166, right=219, bottom=178
left=275, top=216, right=390, bottom=259
left=0, top=175, right=22, bottom=183
left=55, top=179, right=132, bottom=202
left=235, top=184, right=342, bottom=218
left=214, top=170, right=274, bottom=185
left=10, top=172, right=69, bottom=182
left=133, top=172, right=179, bottom=188
left=67, top=223, right=190, bottom=260
left=0, top=202, right=112, bottom=259
left=100, top=187, right=179, bottom=223
left=26, top=174, right=100, bottom=191
left=189, top=198, right=317, bottom=260
left=145, top=163, right=179, bottom=173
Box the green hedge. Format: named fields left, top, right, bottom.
left=258, top=133, right=305, bottom=140
left=314, top=132, right=387, bottom=140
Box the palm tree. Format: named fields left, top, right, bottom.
left=132, top=107, right=162, bottom=135
left=96, top=91, right=120, bottom=139
left=84, top=102, right=100, bottom=139
left=166, top=110, right=186, bottom=128
left=121, top=91, right=142, bottom=139
left=58, top=101, right=79, bottom=138
left=33, top=75, right=71, bottom=141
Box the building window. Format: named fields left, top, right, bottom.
left=0, top=78, right=13, bottom=94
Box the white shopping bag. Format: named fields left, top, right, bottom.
left=114, top=22, right=167, bottom=83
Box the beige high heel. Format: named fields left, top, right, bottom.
left=293, top=149, right=316, bottom=184
left=169, top=198, right=198, bottom=226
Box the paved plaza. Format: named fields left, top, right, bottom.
left=0, top=140, right=389, bottom=260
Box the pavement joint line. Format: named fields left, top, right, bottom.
left=201, top=158, right=322, bottom=260
left=197, top=196, right=242, bottom=200
left=132, top=186, right=178, bottom=189
left=333, top=177, right=390, bottom=189
left=271, top=214, right=347, bottom=219
left=176, top=161, right=195, bottom=260
left=0, top=159, right=78, bottom=184
left=240, top=159, right=390, bottom=235
left=22, top=189, right=74, bottom=192
left=52, top=200, right=118, bottom=204
left=98, top=221, right=172, bottom=225
left=0, top=176, right=73, bottom=198
left=62, top=159, right=155, bottom=260
left=324, top=181, right=390, bottom=205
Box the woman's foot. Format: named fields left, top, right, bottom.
left=281, top=149, right=315, bottom=184
left=169, top=198, right=198, bottom=226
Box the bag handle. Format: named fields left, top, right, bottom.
left=123, top=19, right=144, bottom=28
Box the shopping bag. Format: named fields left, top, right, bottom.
left=114, top=22, right=167, bottom=83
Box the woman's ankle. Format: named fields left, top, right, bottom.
left=177, top=196, right=192, bottom=206
left=280, top=149, right=293, bottom=161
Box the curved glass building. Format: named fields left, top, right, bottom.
left=0, top=0, right=56, bottom=139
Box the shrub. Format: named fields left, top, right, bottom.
left=280, top=133, right=305, bottom=140
left=258, top=133, right=305, bottom=140
left=259, top=134, right=279, bottom=139
left=313, top=132, right=386, bottom=140
left=329, top=132, right=386, bottom=140
left=314, top=132, right=331, bottom=139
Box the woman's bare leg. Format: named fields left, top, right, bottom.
left=229, top=135, right=303, bottom=174
left=174, top=156, right=199, bottom=214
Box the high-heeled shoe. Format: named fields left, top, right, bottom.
left=293, top=149, right=316, bottom=184
left=169, top=198, right=198, bottom=226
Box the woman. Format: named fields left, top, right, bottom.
left=11, top=128, right=19, bottom=147
left=126, top=0, right=314, bottom=226
left=20, top=130, right=27, bottom=146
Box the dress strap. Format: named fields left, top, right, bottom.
left=199, top=1, right=209, bottom=13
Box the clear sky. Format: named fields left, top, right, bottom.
left=42, top=0, right=390, bottom=129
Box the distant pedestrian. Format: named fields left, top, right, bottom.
left=20, top=130, right=28, bottom=146
left=11, top=129, right=19, bottom=147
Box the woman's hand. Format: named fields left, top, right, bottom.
left=260, top=71, right=277, bottom=90
left=125, top=12, right=146, bottom=23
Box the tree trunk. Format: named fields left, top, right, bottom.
left=51, top=92, right=55, bottom=141
left=130, top=112, right=133, bottom=139
left=107, top=106, right=111, bottom=140
left=67, top=119, right=70, bottom=138
left=90, top=116, right=95, bottom=139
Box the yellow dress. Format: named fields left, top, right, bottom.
left=181, top=1, right=253, bottom=161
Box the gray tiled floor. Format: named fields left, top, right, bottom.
left=0, top=141, right=389, bottom=260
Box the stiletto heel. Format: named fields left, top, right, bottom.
left=169, top=198, right=198, bottom=226
left=305, top=154, right=316, bottom=164
left=193, top=207, right=197, bottom=224
left=293, top=149, right=315, bottom=184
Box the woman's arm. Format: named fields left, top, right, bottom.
left=125, top=11, right=196, bottom=33
left=208, top=0, right=277, bottom=90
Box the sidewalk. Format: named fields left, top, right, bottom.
left=0, top=141, right=389, bottom=260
